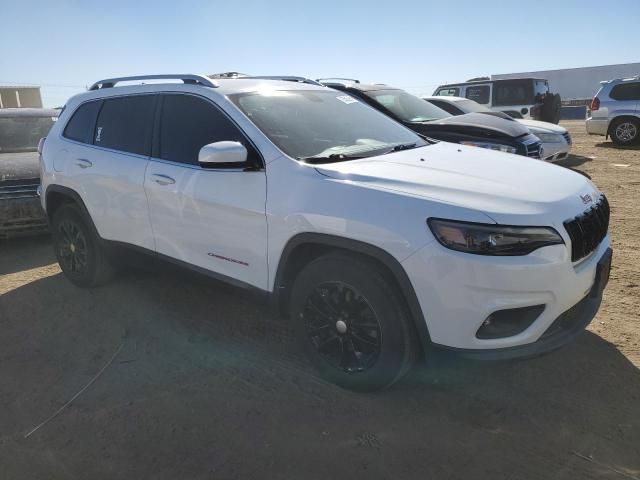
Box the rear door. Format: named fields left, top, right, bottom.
left=144, top=93, right=268, bottom=289
left=491, top=79, right=536, bottom=118
left=60, top=95, right=156, bottom=249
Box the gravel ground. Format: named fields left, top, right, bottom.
left=1, top=121, right=639, bottom=479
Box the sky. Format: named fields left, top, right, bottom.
left=1, top=0, right=638, bottom=107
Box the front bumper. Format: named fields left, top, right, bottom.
left=401, top=235, right=611, bottom=352
left=438, top=248, right=612, bottom=360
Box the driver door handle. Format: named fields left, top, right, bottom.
left=150, top=173, right=176, bottom=186
left=75, top=158, right=93, bottom=169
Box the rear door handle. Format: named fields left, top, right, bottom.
left=75, top=158, right=92, bottom=169
left=150, top=174, right=176, bottom=186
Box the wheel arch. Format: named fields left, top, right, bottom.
left=607, top=114, right=640, bottom=133
left=44, top=185, right=102, bottom=240
left=273, top=233, right=431, bottom=352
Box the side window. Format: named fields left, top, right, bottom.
left=158, top=94, right=258, bottom=166
left=94, top=95, right=155, bottom=155
left=63, top=100, right=102, bottom=144
left=493, top=80, right=534, bottom=106
left=436, top=87, right=459, bottom=97
left=610, top=83, right=640, bottom=101
left=465, top=85, right=490, bottom=104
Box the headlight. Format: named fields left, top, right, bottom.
left=535, top=132, right=564, bottom=143
left=427, top=218, right=564, bottom=256
left=460, top=141, right=517, bottom=154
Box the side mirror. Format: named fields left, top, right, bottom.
left=198, top=141, right=247, bottom=167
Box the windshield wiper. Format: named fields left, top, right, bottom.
left=298, top=153, right=366, bottom=164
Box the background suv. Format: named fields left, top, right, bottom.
left=586, top=76, right=640, bottom=146
left=434, top=77, right=562, bottom=124
left=40, top=74, right=611, bottom=391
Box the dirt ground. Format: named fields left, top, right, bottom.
left=1, top=121, right=639, bottom=480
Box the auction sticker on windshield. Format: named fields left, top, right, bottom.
left=336, top=95, right=358, bottom=104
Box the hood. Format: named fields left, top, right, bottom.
left=0, top=151, right=40, bottom=182
left=517, top=119, right=567, bottom=134
left=424, top=112, right=530, bottom=138
left=314, top=141, right=598, bottom=227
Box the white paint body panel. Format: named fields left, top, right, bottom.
left=41, top=78, right=608, bottom=351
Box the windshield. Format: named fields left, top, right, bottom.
left=455, top=99, right=492, bottom=113
left=0, top=115, right=56, bottom=153
left=366, top=89, right=451, bottom=123
left=231, top=89, right=426, bottom=161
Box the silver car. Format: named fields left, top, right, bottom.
left=423, top=96, right=572, bottom=162
left=586, top=76, right=640, bottom=146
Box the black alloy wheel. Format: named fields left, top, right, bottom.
left=303, top=281, right=382, bottom=373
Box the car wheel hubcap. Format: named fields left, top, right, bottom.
left=58, top=220, right=88, bottom=273
left=616, top=122, right=637, bottom=142
left=303, top=282, right=382, bottom=373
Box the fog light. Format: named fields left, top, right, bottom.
left=476, top=305, right=545, bottom=339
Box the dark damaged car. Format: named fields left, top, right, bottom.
left=318, top=80, right=544, bottom=159
left=0, top=108, right=58, bottom=237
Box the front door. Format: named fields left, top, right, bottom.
left=144, top=93, right=268, bottom=290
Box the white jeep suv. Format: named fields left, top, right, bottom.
left=40, top=74, right=612, bottom=391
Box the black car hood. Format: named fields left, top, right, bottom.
left=0, top=152, right=40, bottom=182
left=416, top=112, right=529, bottom=138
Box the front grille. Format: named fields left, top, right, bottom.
left=0, top=178, right=40, bottom=200
left=563, top=195, right=610, bottom=262
left=523, top=138, right=543, bottom=158
left=562, top=132, right=572, bottom=145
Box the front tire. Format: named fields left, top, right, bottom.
left=290, top=253, right=418, bottom=391
left=51, top=203, right=115, bottom=287
left=610, top=118, right=639, bottom=146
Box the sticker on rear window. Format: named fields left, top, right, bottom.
left=336, top=95, right=358, bottom=104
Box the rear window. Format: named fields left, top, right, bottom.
left=94, top=95, right=156, bottom=155
left=465, top=85, right=490, bottom=104
left=63, top=100, right=102, bottom=144
left=610, top=83, right=640, bottom=101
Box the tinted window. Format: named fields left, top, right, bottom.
left=465, top=85, right=490, bottom=104
left=94, top=95, right=155, bottom=155
left=159, top=94, right=257, bottom=166
left=366, top=90, right=450, bottom=122
left=610, top=83, right=640, bottom=101
left=63, top=101, right=101, bottom=144
left=427, top=99, right=463, bottom=115
left=436, top=87, right=459, bottom=96
left=493, top=79, right=534, bottom=106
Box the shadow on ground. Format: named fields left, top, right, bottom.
left=1, top=260, right=639, bottom=479
left=0, top=234, right=52, bottom=275
left=595, top=142, right=640, bottom=151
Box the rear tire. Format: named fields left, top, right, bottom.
left=51, top=203, right=116, bottom=287
left=541, top=93, right=561, bottom=124
left=289, top=252, right=418, bottom=392
left=610, top=117, right=639, bottom=146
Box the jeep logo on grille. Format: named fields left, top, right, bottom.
left=580, top=194, right=593, bottom=204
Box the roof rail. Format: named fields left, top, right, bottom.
left=316, top=77, right=360, bottom=84
left=244, top=75, right=323, bottom=86
left=89, top=74, right=218, bottom=91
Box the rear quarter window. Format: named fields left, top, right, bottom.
left=610, top=83, right=640, bottom=101
left=63, top=100, right=102, bottom=144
